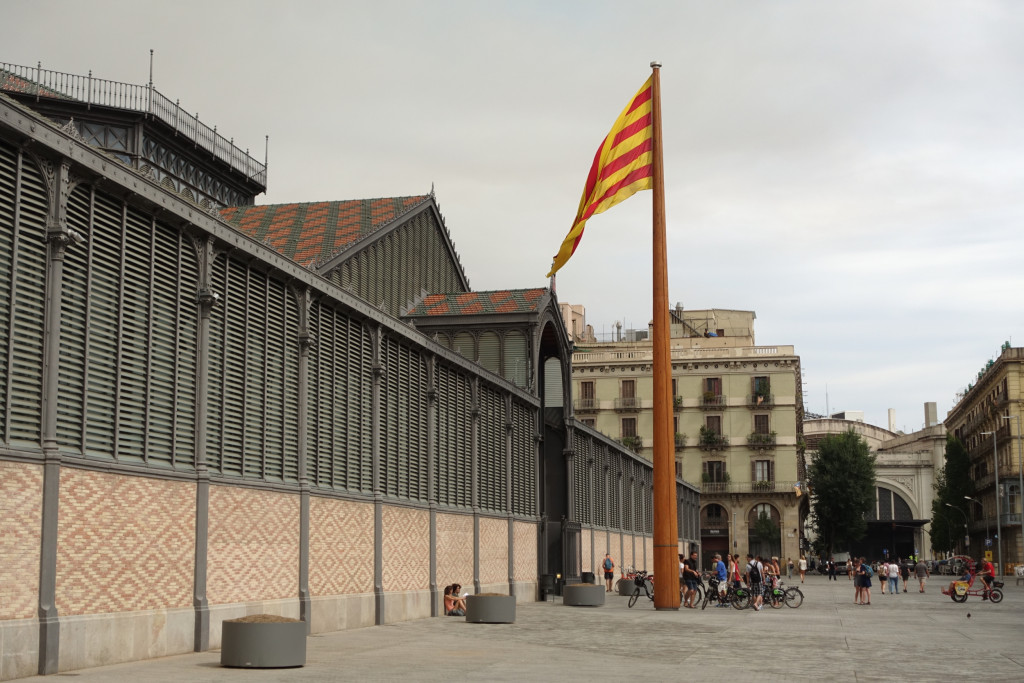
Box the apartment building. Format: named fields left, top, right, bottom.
left=945, top=344, right=1024, bottom=574
left=571, top=307, right=805, bottom=564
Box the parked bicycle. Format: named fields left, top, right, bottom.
left=701, top=575, right=744, bottom=609
left=628, top=569, right=654, bottom=608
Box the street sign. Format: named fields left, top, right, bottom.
left=986, top=538, right=993, bottom=547
left=985, top=550, right=993, bottom=561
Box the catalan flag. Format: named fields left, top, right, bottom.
left=547, top=77, right=654, bottom=277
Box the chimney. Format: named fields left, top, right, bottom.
left=924, top=402, right=938, bottom=428
left=888, top=409, right=896, bottom=432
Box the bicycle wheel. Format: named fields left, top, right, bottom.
left=628, top=588, right=640, bottom=608
left=731, top=588, right=751, bottom=610
left=950, top=591, right=967, bottom=603
left=784, top=587, right=804, bottom=608
left=693, top=585, right=704, bottom=605
left=768, top=589, right=784, bottom=609
left=989, top=589, right=1003, bottom=604
left=701, top=587, right=713, bottom=610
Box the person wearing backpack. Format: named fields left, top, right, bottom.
left=857, top=556, right=873, bottom=605
left=745, top=553, right=765, bottom=611
left=602, top=553, right=615, bottom=592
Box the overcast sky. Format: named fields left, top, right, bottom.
left=6, top=1, right=1024, bottom=433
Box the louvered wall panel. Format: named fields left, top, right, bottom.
left=609, top=454, right=621, bottom=530
left=243, top=271, right=268, bottom=478
left=172, top=227, right=198, bottom=469
left=435, top=364, right=471, bottom=509
left=345, top=317, right=372, bottom=492
left=146, top=217, right=178, bottom=467
left=0, top=142, right=15, bottom=445
left=220, top=256, right=249, bottom=476
left=306, top=302, right=327, bottom=486
left=380, top=336, right=427, bottom=501
left=478, top=385, right=505, bottom=512
left=262, top=277, right=286, bottom=482
left=116, top=207, right=152, bottom=463
left=504, top=332, right=527, bottom=389
left=58, top=185, right=90, bottom=452
left=511, top=401, right=536, bottom=516
left=572, top=431, right=587, bottom=523
left=84, top=191, right=123, bottom=457
left=478, top=332, right=500, bottom=376
left=382, top=336, right=400, bottom=497
left=205, top=254, right=227, bottom=472
left=7, top=149, right=46, bottom=445
left=282, top=284, right=300, bottom=481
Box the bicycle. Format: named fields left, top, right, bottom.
left=628, top=569, right=654, bottom=608
left=780, top=581, right=804, bottom=608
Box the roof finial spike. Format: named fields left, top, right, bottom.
left=430, top=182, right=435, bottom=198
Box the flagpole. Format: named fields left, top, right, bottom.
left=649, top=61, right=679, bottom=610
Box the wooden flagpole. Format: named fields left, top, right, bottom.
left=649, top=61, right=680, bottom=610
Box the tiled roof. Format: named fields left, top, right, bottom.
left=405, top=289, right=548, bottom=317
left=0, top=69, right=72, bottom=100
left=218, top=195, right=430, bottom=266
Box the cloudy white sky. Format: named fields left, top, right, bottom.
left=6, top=0, right=1024, bottom=432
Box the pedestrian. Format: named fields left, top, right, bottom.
left=857, top=556, right=872, bottom=605
left=828, top=557, right=837, bottom=581
left=602, top=553, right=615, bottom=592
left=880, top=560, right=889, bottom=594
left=900, top=560, right=910, bottom=593
left=852, top=558, right=862, bottom=604
left=787, top=557, right=794, bottom=579
left=713, top=553, right=728, bottom=606
left=682, top=551, right=701, bottom=608
left=846, top=558, right=853, bottom=579
left=730, top=554, right=743, bottom=590
left=746, top=553, right=765, bottom=612
left=799, top=555, right=807, bottom=583
left=914, top=557, right=929, bottom=593
left=887, top=560, right=900, bottom=595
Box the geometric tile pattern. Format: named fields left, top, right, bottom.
left=55, top=469, right=195, bottom=615
left=644, top=537, right=654, bottom=573
left=404, top=288, right=547, bottom=318
left=512, top=521, right=537, bottom=582
left=218, top=196, right=429, bottom=267
left=381, top=506, right=429, bottom=592
left=309, top=496, right=374, bottom=595
left=478, top=517, right=508, bottom=585
left=436, top=513, right=473, bottom=589
left=0, top=461, right=42, bottom=619
left=207, top=486, right=299, bottom=605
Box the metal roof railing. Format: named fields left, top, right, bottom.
left=0, top=62, right=266, bottom=186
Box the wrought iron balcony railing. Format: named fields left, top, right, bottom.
left=574, top=397, right=599, bottom=413
left=700, top=394, right=726, bottom=410
left=614, top=396, right=641, bottom=412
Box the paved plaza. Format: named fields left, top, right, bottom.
left=19, top=574, right=1024, bottom=682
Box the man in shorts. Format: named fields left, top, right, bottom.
left=682, top=550, right=700, bottom=608
left=745, top=553, right=764, bottom=611
left=602, top=553, right=615, bottom=592
left=914, top=557, right=929, bottom=593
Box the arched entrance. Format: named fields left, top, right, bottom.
left=748, top=503, right=781, bottom=559
left=700, top=503, right=729, bottom=569
left=851, top=486, right=925, bottom=561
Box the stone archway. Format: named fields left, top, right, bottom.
left=747, top=503, right=782, bottom=559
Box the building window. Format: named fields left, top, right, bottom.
left=621, top=379, right=635, bottom=399
left=754, top=414, right=770, bottom=435
left=705, top=377, right=721, bottom=396
left=705, top=415, right=722, bottom=434
left=752, top=460, right=773, bottom=482
left=580, top=381, right=594, bottom=400
left=703, top=460, right=727, bottom=482
left=621, top=417, right=637, bottom=438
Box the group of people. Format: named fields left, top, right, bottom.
left=847, top=557, right=931, bottom=605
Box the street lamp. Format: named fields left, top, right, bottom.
left=980, top=430, right=1004, bottom=576
left=945, top=502, right=969, bottom=554
left=1001, top=414, right=1024, bottom=566
left=963, top=496, right=988, bottom=545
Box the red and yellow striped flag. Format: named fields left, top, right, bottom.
left=547, top=77, right=654, bottom=277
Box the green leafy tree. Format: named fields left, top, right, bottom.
left=753, top=511, right=779, bottom=544
left=807, top=430, right=876, bottom=557
left=930, top=434, right=974, bottom=555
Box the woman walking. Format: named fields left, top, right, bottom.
left=798, top=555, right=807, bottom=583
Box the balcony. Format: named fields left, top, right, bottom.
left=620, top=435, right=643, bottom=453
left=675, top=433, right=687, bottom=451
left=673, top=395, right=683, bottom=412
left=698, top=430, right=729, bottom=451
left=747, top=393, right=775, bottom=409
left=699, top=480, right=798, bottom=495
left=614, top=396, right=641, bottom=412
left=747, top=432, right=777, bottom=450
left=700, top=393, right=726, bottom=410
left=574, top=397, right=599, bottom=413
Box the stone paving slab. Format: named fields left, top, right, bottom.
left=18, top=576, right=1024, bottom=682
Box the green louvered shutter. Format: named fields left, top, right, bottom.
left=0, top=142, right=15, bottom=445
left=478, top=332, right=500, bottom=376
left=504, top=331, right=528, bottom=388
left=117, top=206, right=152, bottom=463
left=58, top=185, right=90, bottom=453
left=220, top=256, right=247, bottom=476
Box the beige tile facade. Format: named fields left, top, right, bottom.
left=309, top=496, right=374, bottom=595
left=0, top=461, right=42, bottom=620
left=513, top=521, right=538, bottom=582
left=479, top=516, right=508, bottom=585
left=437, top=513, right=474, bottom=588
left=207, top=486, right=299, bottom=605
left=381, top=506, right=430, bottom=591
left=55, top=469, right=195, bottom=615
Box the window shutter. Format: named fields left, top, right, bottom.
left=0, top=142, right=17, bottom=445
left=478, top=332, right=500, bottom=376
left=57, top=185, right=90, bottom=453
left=503, top=331, right=528, bottom=388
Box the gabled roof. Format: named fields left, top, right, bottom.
left=405, top=289, right=548, bottom=317
left=0, top=68, right=72, bottom=100
left=218, top=195, right=430, bottom=267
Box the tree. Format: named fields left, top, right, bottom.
left=807, top=430, right=876, bottom=557
left=930, top=434, right=974, bottom=555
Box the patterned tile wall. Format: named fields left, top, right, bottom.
left=0, top=461, right=42, bottom=619
left=512, top=521, right=537, bottom=582
left=381, top=506, right=429, bottom=592
left=55, top=469, right=195, bottom=616
left=436, top=513, right=473, bottom=588
left=581, top=528, right=592, bottom=574
left=309, top=496, right=374, bottom=596
left=478, top=516, right=508, bottom=585
left=207, top=486, right=299, bottom=605
left=645, top=536, right=654, bottom=571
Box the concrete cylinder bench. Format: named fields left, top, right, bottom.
left=563, top=583, right=606, bottom=606
left=220, top=615, right=306, bottom=668
left=465, top=594, right=516, bottom=623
